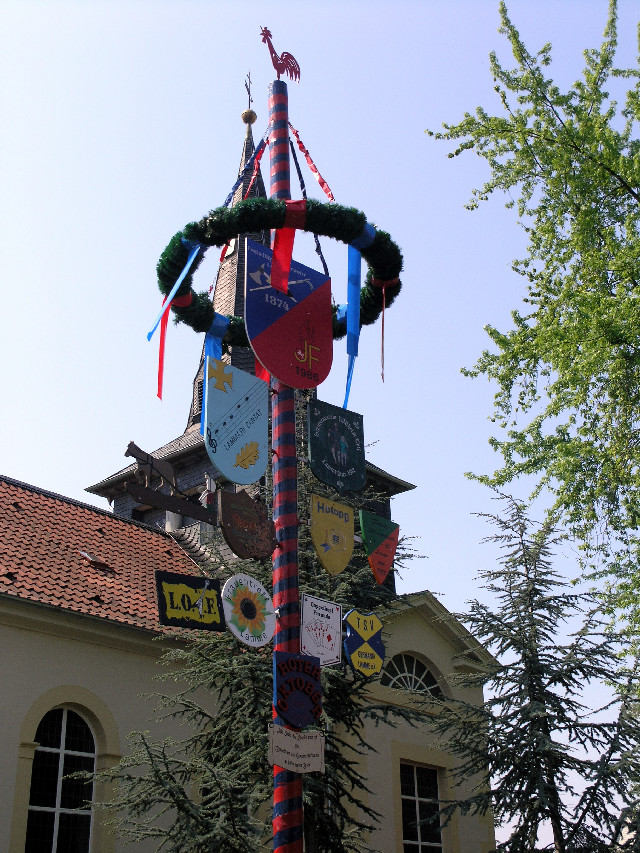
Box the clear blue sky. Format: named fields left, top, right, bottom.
left=1, top=0, right=638, bottom=611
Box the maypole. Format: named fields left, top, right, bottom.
left=268, top=74, right=305, bottom=853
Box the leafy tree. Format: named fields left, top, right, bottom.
left=94, top=406, right=420, bottom=853
left=428, top=1, right=640, bottom=623
left=432, top=496, right=640, bottom=853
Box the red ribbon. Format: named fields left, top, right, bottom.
left=371, top=278, right=398, bottom=383
left=271, top=199, right=307, bottom=294
left=157, top=292, right=193, bottom=399
left=288, top=123, right=335, bottom=202
left=255, top=358, right=270, bottom=382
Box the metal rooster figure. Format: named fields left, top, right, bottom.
left=260, top=26, right=301, bottom=82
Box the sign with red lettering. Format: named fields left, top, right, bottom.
left=244, top=238, right=332, bottom=388
left=155, top=571, right=225, bottom=631
left=300, top=593, right=341, bottom=666
left=273, top=651, right=322, bottom=729
left=343, top=609, right=385, bottom=677
left=218, top=489, right=277, bottom=560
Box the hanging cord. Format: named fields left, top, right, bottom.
left=288, top=137, right=330, bottom=278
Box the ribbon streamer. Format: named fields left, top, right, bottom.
left=288, top=123, right=335, bottom=202
left=156, top=291, right=193, bottom=399
left=200, top=314, right=232, bottom=435
left=244, top=137, right=269, bottom=200
left=343, top=224, right=376, bottom=408
left=147, top=241, right=203, bottom=342
left=222, top=129, right=270, bottom=208
left=271, top=199, right=307, bottom=294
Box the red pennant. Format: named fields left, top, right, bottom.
left=156, top=292, right=193, bottom=399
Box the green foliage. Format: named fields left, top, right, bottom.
left=94, top=418, right=421, bottom=853
left=431, top=496, right=640, bottom=852
left=429, top=1, right=640, bottom=621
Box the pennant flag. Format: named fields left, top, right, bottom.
left=359, top=509, right=400, bottom=585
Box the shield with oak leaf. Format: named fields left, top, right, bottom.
left=204, top=358, right=269, bottom=485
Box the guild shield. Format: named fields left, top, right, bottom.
left=204, top=358, right=269, bottom=485
left=244, top=238, right=332, bottom=388
left=310, top=493, right=354, bottom=575
left=343, top=609, right=385, bottom=677
left=308, top=399, right=365, bottom=493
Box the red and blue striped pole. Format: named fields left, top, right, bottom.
left=269, top=79, right=304, bottom=853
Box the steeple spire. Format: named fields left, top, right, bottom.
left=185, top=110, right=269, bottom=432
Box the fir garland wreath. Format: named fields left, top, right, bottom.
left=156, top=197, right=403, bottom=348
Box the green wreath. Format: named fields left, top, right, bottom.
left=157, top=197, right=403, bottom=348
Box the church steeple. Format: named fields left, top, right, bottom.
left=185, top=110, right=269, bottom=432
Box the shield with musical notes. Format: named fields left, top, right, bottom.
left=244, top=238, right=332, bottom=388
left=204, top=358, right=269, bottom=485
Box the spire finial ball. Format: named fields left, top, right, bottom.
left=242, top=109, right=257, bottom=125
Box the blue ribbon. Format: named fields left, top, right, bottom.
left=343, top=245, right=363, bottom=409
left=200, top=314, right=231, bottom=435
left=350, top=222, right=376, bottom=251
left=147, top=240, right=204, bottom=341
left=222, top=129, right=269, bottom=208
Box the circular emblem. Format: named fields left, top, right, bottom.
left=221, top=573, right=275, bottom=647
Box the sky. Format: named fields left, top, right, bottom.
left=1, top=0, right=639, bottom=615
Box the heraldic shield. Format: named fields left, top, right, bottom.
left=308, top=399, right=366, bottom=493
left=204, top=357, right=269, bottom=485
left=244, top=238, right=332, bottom=388
left=310, top=494, right=354, bottom=575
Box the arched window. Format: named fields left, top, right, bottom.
left=380, top=653, right=443, bottom=697
left=25, top=708, right=95, bottom=853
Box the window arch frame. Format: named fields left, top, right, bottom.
left=380, top=652, right=444, bottom=698
left=10, top=686, right=121, bottom=853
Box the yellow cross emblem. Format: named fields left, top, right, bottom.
left=208, top=358, right=233, bottom=392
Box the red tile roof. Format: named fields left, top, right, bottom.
left=0, top=475, right=202, bottom=632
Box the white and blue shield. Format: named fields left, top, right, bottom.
left=204, top=358, right=269, bottom=485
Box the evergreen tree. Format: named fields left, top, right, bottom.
left=94, top=398, right=420, bottom=852
left=432, top=496, right=640, bottom=853
left=428, top=1, right=640, bottom=627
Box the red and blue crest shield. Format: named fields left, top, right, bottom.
left=244, top=238, right=332, bottom=388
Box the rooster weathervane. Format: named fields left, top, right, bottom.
left=260, top=27, right=301, bottom=83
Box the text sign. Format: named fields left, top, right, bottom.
left=308, top=399, right=365, bottom=493
left=310, top=494, right=354, bottom=576
left=268, top=724, right=325, bottom=774
left=343, top=609, right=385, bottom=677
left=301, top=594, right=342, bottom=667
left=218, top=489, right=277, bottom=560
left=221, top=573, right=275, bottom=648
left=155, top=571, right=225, bottom=631
left=244, top=238, right=332, bottom=388
left=273, top=651, right=322, bottom=729
left=205, top=359, right=269, bottom=485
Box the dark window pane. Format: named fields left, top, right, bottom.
left=402, top=797, right=419, bottom=841
left=61, top=755, right=94, bottom=809
left=25, top=809, right=55, bottom=853
left=29, top=751, right=60, bottom=807
left=35, top=709, right=63, bottom=748
left=57, top=811, right=91, bottom=853
left=416, top=766, right=439, bottom=800
left=400, top=763, right=415, bottom=797
left=419, top=800, right=441, bottom=843
left=404, top=845, right=419, bottom=853
left=64, top=711, right=94, bottom=754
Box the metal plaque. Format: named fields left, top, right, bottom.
left=244, top=238, right=332, bottom=388
left=218, top=489, right=277, bottom=560
left=155, top=571, right=225, bottom=631
left=308, top=399, right=365, bottom=493
left=359, top=510, right=400, bottom=585
left=221, top=573, right=276, bottom=647
left=310, top=493, right=354, bottom=575
left=343, top=609, right=385, bottom=677
left=204, top=358, right=269, bottom=485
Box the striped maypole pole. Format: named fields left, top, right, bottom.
left=269, top=78, right=304, bottom=853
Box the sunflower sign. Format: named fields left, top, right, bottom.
left=310, top=494, right=353, bottom=576
left=244, top=238, right=332, bottom=388
left=204, top=358, right=269, bottom=485
left=359, top=510, right=400, bottom=585
left=221, top=573, right=275, bottom=647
